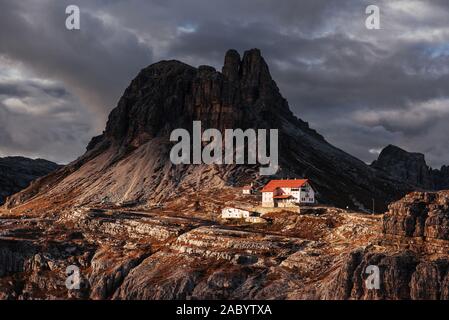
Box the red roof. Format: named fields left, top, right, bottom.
left=261, top=179, right=309, bottom=192
left=242, top=185, right=253, bottom=190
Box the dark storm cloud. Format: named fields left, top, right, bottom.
left=0, top=0, right=449, bottom=167
left=0, top=83, right=27, bottom=97
left=158, top=1, right=449, bottom=167
left=0, top=69, right=93, bottom=163
left=0, top=0, right=152, bottom=162
left=0, top=0, right=152, bottom=120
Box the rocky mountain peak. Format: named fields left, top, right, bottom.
left=371, top=144, right=433, bottom=189
left=240, top=48, right=270, bottom=81
left=371, top=145, right=449, bottom=190
left=91, top=48, right=288, bottom=154
left=222, top=48, right=271, bottom=83
left=378, top=145, right=426, bottom=162
left=5, top=49, right=415, bottom=212
left=222, top=49, right=241, bottom=82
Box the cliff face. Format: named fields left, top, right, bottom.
left=371, top=145, right=449, bottom=190
left=323, top=191, right=449, bottom=300
left=383, top=191, right=449, bottom=241
left=371, top=145, right=433, bottom=189
left=99, top=49, right=296, bottom=145
left=4, top=49, right=412, bottom=212
left=0, top=157, right=59, bottom=205
left=433, top=165, right=449, bottom=190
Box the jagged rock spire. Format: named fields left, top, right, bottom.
left=240, top=48, right=271, bottom=81
left=222, top=49, right=241, bottom=82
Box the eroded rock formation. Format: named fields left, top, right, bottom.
left=323, top=191, right=449, bottom=300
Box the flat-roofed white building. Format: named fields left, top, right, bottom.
left=221, top=207, right=251, bottom=219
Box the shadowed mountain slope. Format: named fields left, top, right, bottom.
left=0, top=156, right=59, bottom=205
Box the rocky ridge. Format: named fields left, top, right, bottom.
left=371, top=145, right=449, bottom=190
left=0, top=156, right=59, bottom=204
left=321, top=191, right=449, bottom=300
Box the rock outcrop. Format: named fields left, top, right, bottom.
left=383, top=191, right=449, bottom=242
left=0, top=157, right=59, bottom=205
left=371, top=145, right=449, bottom=190
left=433, top=165, right=449, bottom=190
left=323, top=191, right=449, bottom=300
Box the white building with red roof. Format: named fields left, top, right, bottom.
left=261, top=179, right=315, bottom=207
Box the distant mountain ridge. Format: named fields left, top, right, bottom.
left=0, top=156, right=60, bottom=204
left=371, top=145, right=449, bottom=190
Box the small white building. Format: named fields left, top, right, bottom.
left=221, top=207, right=251, bottom=219
left=261, top=179, right=315, bottom=208
left=221, top=207, right=267, bottom=224
left=242, top=184, right=254, bottom=195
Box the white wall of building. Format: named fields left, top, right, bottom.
left=221, top=207, right=250, bottom=219
left=262, top=191, right=273, bottom=207
left=299, top=183, right=315, bottom=203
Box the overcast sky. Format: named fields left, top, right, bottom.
left=1, top=0, right=449, bottom=167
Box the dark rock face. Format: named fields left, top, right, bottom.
left=0, top=157, right=59, bottom=204
left=371, top=145, right=449, bottom=190
left=96, top=48, right=294, bottom=148
left=371, top=145, right=434, bottom=189
left=433, top=165, right=449, bottom=190
left=383, top=191, right=449, bottom=241
left=325, top=191, right=449, bottom=300
left=327, top=249, right=449, bottom=300
left=5, top=49, right=413, bottom=212
left=410, top=259, right=449, bottom=300
left=325, top=249, right=419, bottom=300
